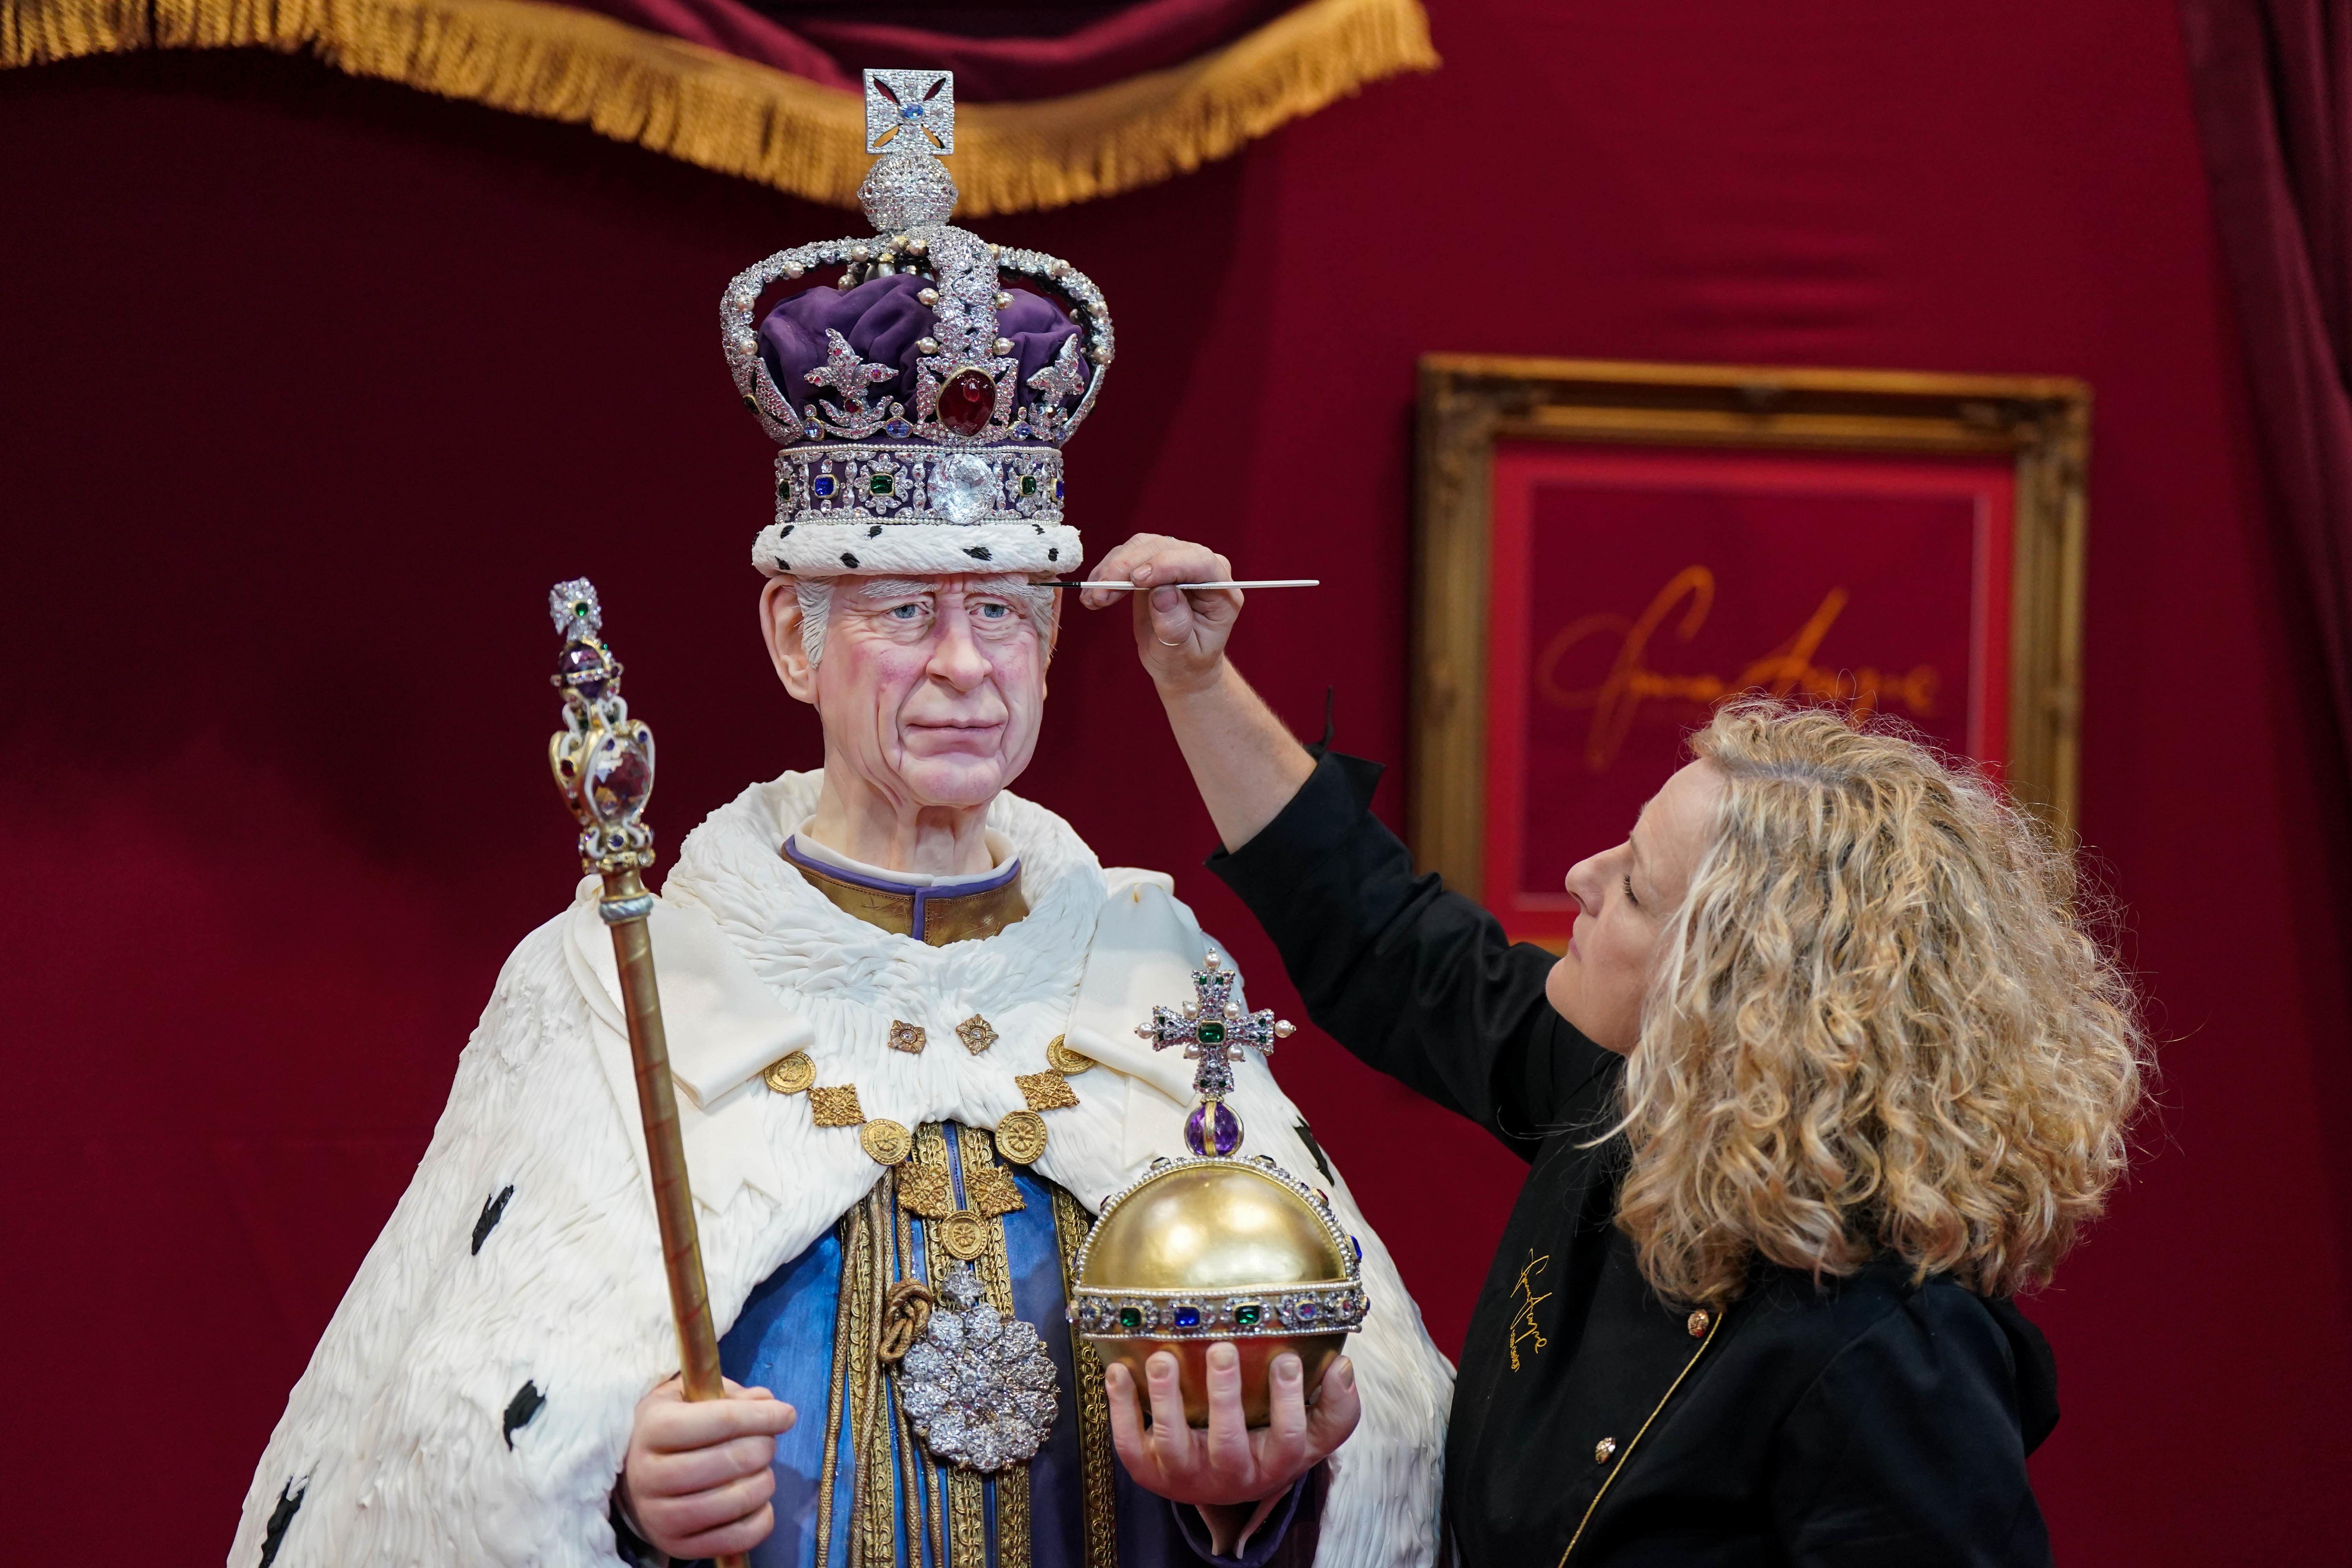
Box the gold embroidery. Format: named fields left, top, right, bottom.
left=762, top=1050, right=815, bottom=1093
left=963, top=1162, right=1027, bottom=1219
left=1052, top=1184, right=1120, bottom=1568
left=814, top=1208, right=858, bottom=1568
left=851, top=1189, right=898, bottom=1568
left=956, top=1123, right=1033, bottom=1568
left=914, top=1124, right=991, bottom=1568
left=887, top=1020, right=929, bottom=1054
left=809, top=1084, right=865, bottom=1127
left=995, top=1109, right=1049, bottom=1165
left=897, top=1162, right=954, bottom=1217
left=1015, top=1069, right=1081, bottom=1112
left=893, top=1196, right=945, bottom=1568
left=1508, top=1250, right=1552, bottom=1371
left=956, top=1014, right=1000, bottom=1054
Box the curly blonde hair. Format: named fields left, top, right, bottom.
left=1613, top=698, right=2146, bottom=1304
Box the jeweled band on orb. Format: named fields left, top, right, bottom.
left=1068, top=1281, right=1371, bottom=1339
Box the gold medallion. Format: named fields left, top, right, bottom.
left=860, top=1118, right=913, bottom=1166
left=760, top=1050, right=815, bottom=1094
left=938, top=1208, right=988, bottom=1260
left=1045, top=1034, right=1096, bottom=1075
left=994, top=1110, right=1049, bottom=1166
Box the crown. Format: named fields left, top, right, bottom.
left=720, top=69, right=1114, bottom=580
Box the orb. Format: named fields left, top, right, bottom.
left=1070, top=1156, right=1367, bottom=1427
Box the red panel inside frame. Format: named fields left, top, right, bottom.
left=1482, top=443, right=2016, bottom=943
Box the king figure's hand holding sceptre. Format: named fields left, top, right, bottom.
left=546, top=580, right=784, bottom=1568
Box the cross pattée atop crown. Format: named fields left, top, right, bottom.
left=717, top=69, right=1115, bottom=543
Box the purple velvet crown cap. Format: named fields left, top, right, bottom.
left=757, top=274, right=1083, bottom=425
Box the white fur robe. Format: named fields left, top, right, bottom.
left=229, top=774, right=1454, bottom=1568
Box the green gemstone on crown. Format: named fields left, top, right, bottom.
left=1233, top=1303, right=1262, bottom=1327
left=1117, top=1306, right=1143, bottom=1330
left=1196, top=1020, right=1226, bottom=1045
left=1019, top=474, right=1038, bottom=495
left=869, top=474, right=895, bottom=495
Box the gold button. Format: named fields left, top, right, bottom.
left=1593, top=1437, right=1617, bottom=1463
left=1687, top=1309, right=1711, bottom=1338
left=955, top=1015, right=999, bottom=1055
left=938, top=1209, right=987, bottom=1259
left=760, top=1050, right=814, bottom=1094
left=887, top=1020, right=927, bottom=1054
left=995, top=1109, right=1049, bottom=1165
left=859, top=1119, right=912, bottom=1166
left=1046, top=1034, right=1096, bottom=1075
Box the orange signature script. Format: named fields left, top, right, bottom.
left=1537, top=564, right=1941, bottom=771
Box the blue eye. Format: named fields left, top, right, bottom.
left=889, top=603, right=923, bottom=620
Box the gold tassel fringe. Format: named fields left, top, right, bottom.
left=0, top=0, right=1438, bottom=213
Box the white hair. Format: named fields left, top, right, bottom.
left=791, top=574, right=1058, bottom=668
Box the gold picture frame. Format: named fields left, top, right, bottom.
left=1411, top=354, right=2090, bottom=904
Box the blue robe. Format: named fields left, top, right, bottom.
left=715, top=1125, right=1306, bottom=1568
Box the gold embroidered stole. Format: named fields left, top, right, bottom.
left=813, top=1122, right=1118, bottom=1568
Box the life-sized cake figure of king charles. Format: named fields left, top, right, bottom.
left=230, top=68, right=1451, bottom=1568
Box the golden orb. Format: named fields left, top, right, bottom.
left=1071, top=1156, right=1367, bottom=1427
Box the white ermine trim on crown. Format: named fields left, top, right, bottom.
left=754, top=519, right=1082, bottom=579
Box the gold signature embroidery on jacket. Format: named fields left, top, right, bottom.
left=1508, top=1250, right=1552, bottom=1370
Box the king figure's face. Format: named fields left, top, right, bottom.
left=806, top=574, right=1051, bottom=810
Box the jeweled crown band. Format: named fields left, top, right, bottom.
left=774, top=443, right=1066, bottom=528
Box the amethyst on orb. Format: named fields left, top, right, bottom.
left=1185, top=1102, right=1243, bottom=1158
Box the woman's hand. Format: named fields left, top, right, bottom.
left=1105, top=1345, right=1359, bottom=1552
left=619, top=1376, right=797, bottom=1560
left=1079, top=534, right=1245, bottom=697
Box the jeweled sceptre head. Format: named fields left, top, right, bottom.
left=719, top=69, right=1113, bottom=583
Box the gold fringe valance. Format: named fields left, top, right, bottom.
left=0, top=0, right=1438, bottom=213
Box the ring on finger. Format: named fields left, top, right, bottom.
left=1156, top=635, right=1186, bottom=648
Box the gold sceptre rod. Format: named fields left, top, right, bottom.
left=544, top=580, right=748, bottom=1568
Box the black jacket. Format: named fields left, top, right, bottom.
left=1209, top=753, right=2060, bottom=1567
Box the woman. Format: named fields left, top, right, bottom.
left=1080, top=537, right=2145, bottom=1566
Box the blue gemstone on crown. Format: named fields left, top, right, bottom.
left=902, top=101, right=926, bottom=120
left=804, top=423, right=822, bottom=440
left=811, top=474, right=837, bottom=498
left=1054, top=477, right=1066, bottom=500
left=887, top=418, right=910, bottom=438
left=1173, top=1305, right=1201, bottom=1329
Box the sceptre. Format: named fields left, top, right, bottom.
left=544, top=579, right=747, bottom=1568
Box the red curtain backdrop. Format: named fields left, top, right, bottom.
left=2176, top=0, right=2352, bottom=849
left=572, top=0, right=1301, bottom=101
left=4, top=4, right=2348, bottom=1563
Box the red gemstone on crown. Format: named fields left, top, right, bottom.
left=937, top=369, right=996, bottom=437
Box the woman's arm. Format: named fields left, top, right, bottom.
left=1082, top=535, right=1612, bottom=1141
